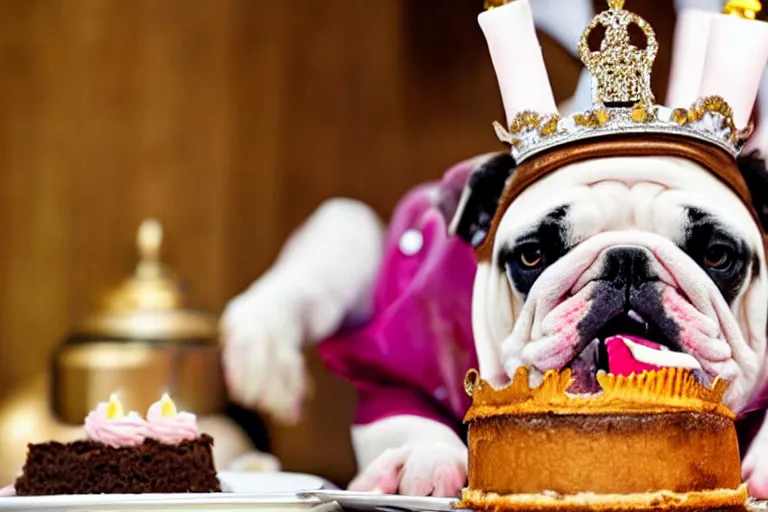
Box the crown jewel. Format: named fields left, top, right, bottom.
left=579, top=0, right=657, bottom=107
left=487, top=0, right=759, bottom=163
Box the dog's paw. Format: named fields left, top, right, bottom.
left=220, top=275, right=306, bottom=424
left=348, top=442, right=467, bottom=497
left=745, top=428, right=768, bottom=499
left=745, top=455, right=768, bottom=499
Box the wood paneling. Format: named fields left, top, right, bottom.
left=0, top=0, right=676, bottom=481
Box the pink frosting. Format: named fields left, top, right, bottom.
left=146, top=401, right=198, bottom=444
left=84, top=403, right=148, bottom=448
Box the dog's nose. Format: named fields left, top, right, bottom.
left=601, top=246, right=656, bottom=289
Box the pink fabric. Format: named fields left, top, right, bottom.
left=739, top=382, right=768, bottom=455
left=605, top=336, right=662, bottom=377
left=317, top=171, right=478, bottom=433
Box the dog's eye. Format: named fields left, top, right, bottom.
left=705, top=244, right=734, bottom=270
left=519, top=245, right=544, bottom=268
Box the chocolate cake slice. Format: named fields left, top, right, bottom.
left=14, top=435, right=221, bottom=495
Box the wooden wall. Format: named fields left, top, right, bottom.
left=0, top=0, right=494, bottom=394
left=0, top=0, right=675, bottom=479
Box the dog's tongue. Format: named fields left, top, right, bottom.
left=605, top=335, right=662, bottom=376
left=604, top=335, right=702, bottom=377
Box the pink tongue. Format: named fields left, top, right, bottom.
left=605, top=335, right=663, bottom=377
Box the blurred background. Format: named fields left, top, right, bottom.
left=0, top=0, right=679, bottom=489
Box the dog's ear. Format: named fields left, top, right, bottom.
left=738, top=150, right=768, bottom=232
left=449, top=152, right=516, bottom=248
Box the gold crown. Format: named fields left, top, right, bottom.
left=490, top=0, right=758, bottom=163
left=463, top=367, right=733, bottom=422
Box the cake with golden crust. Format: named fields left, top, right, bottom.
left=457, top=367, right=748, bottom=512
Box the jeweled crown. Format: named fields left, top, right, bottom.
left=480, top=0, right=768, bottom=163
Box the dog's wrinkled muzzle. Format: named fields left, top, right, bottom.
left=498, top=231, right=757, bottom=410
left=566, top=245, right=708, bottom=393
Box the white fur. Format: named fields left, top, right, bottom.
left=349, top=416, right=467, bottom=497
left=220, top=198, right=385, bottom=423
left=491, top=231, right=761, bottom=407
left=471, top=262, right=509, bottom=386
left=474, top=156, right=768, bottom=411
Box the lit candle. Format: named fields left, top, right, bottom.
left=146, top=393, right=198, bottom=444
left=104, top=392, right=124, bottom=419
left=158, top=393, right=177, bottom=417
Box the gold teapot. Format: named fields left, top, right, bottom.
left=52, top=218, right=225, bottom=421
left=0, top=219, right=255, bottom=484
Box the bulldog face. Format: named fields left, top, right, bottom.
left=454, top=152, right=768, bottom=412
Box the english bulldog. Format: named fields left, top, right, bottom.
left=220, top=0, right=768, bottom=499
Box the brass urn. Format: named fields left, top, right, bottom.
left=51, top=218, right=226, bottom=423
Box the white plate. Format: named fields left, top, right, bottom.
left=217, top=472, right=333, bottom=494
left=0, top=472, right=336, bottom=511
left=298, top=490, right=461, bottom=512
left=302, top=490, right=768, bottom=512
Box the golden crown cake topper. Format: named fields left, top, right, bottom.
left=463, top=367, right=734, bottom=422
left=484, top=0, right=761, bottom=163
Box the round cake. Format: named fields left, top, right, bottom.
left=458, top=367, right=748, bottom=512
